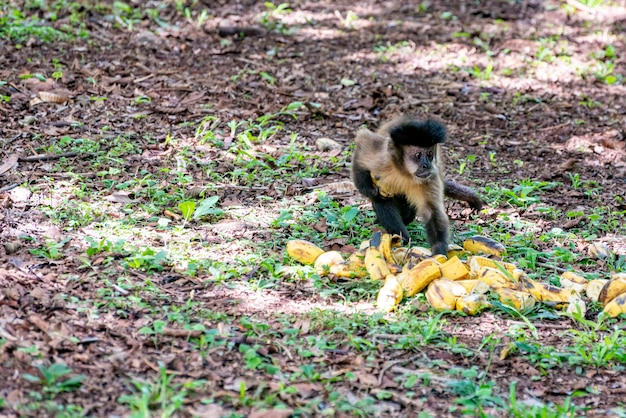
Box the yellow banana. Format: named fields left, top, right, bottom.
left=497, top=287, right=536, bottom=310
left=286, top=239, right=325, bottom=265
left=329, top=261, right=368, bottom=278
left=560, top=271, right=588, bottom=295
left=456, top=293, right=490, bottom=315
left=391, top=247, right=409, bottom=265
left=377, top=275, right=404, bottom=312
left=398, top=258, right=442, bottom=297
left=598, top=275, right=626, bottom=305
left=439, top=256, right=470, bottom=281
left=426, top=278, right=467, bottom=311
left=463, top=235, right=506, bottom=258
left=468, top=256, right=518, bottom=276
left=586, top=279, right=608, bottom=303
left=602, top=293, right=626, bottom=318
left=456, top=279, right=490, bottom=294
left=477, top=267, right=513, bottom=288
left=447, top=243, right=466, bottom=258
left=432, top=254, right=448, bottom=263
left=314, top=251, right=344, bottom=276
left=520, top=277, right=574, bottom=303
left=377, top=233, right=403, bottom=264
left=364, top=246, right=392, bottom=280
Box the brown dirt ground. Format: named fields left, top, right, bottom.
left=1, top=0, right=626, bottom=417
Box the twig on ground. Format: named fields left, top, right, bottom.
left=19, top=151, right=88, bottom=162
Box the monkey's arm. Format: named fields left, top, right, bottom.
left=352, top=162, right=379, bottom=199
left=444, top=180, right=483, bottom=211
left=372, top=198, right=412, bottom=244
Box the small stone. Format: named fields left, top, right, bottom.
left=315, top=137, right=343, bottom=152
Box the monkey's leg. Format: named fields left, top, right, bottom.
left=372, top=199, right=412, bottom=243
left=394, top=195, right=418, bottom=225
left=444, top=180, right=483, bottom=211
left=423, top=208, right=450, bottom=255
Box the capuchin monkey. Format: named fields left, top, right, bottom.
left=351, top=116, right=483, bottom=255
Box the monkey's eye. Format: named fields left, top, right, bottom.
left=427, top=151, right=434, bottom=159
left=414, top=152, right=423, bottom=159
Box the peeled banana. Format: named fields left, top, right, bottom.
left=286, top=239, right=325, bottom=265
left=314, top=251, right=344, bottom=276
left=586, top=279, right=608, bottom=303
left=598, top=275, right=626, bottom=305
left=566, top=297, right=587, bottom=317
left=426, top=278, right=467, bottom=311
left=377, top=275, right=404, bottom=312
left=364, top=246, right=392, bottom=280
left=399, top=258, right=442, bottom=297
left=469, top=256, right=517, bottom=276
left=602, top=293, right=626, bottom=318
left=463, top=236, right=506, bottom=258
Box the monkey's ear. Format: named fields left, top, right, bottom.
left=389, top=119, right=446, bottom=148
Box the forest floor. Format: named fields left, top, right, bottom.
left=1, top=0, right=626, bottom=417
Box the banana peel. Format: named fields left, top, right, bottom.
left=439, top=256, right=470, bottom=281
left=603, top=293, right=626, bottom=318
left=463, top=236, right=506, bottom=258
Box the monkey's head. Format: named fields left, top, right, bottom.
left=389, top=119, right=446, bottom=182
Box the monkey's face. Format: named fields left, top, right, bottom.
left=403, top=145, right=438, bottom=180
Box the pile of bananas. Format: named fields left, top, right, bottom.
left=286, top=233, right=626, bottom=318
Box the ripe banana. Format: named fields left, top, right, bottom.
left=286, top=239, right=325, bottom=265
left=378, top=233, right=403, bottom=264
left=586, top=279, right=608, bottom=303
left=497, top=287, right=536, bottom=310
left=426, top=278, right=468, bottom=311
left=477, top=267, right=514, bottom=288
left=602, top=293, right=626, bottom=318
left=463, top=236, right=506, bottom=258
left=439, top=256, right=470, bottom=281
left=456, top=279, right=490, bottom=294
left=329, top=261, right=368, bottom=278
left=468, top=256, right=517, bottom=276
left=377, top=275, right=404, bottom=312
left=399, top=258, right=442, bottom=297
left=520, top=277, right=574, bottom=303
left=404, top=247, right=433, bottom=270
left=364, top=246, right=392, bottom=280
left=560, top=271, right=588, bottom=295
left=447, top=243, right=466, bottom=258
left=456, top=293, right=490, bottom=315
left=314, top=251, right=344, bottom=276
left=598, top=275, right=626, bottom=305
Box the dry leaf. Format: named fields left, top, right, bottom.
left=0, top=154, right=18, bottom=176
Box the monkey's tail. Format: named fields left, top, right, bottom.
left=389, top=119, right=446, bottom=148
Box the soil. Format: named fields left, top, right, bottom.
left=1, top=1, right=626, bottom=417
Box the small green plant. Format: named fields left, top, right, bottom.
left=456, top=155, right=476, bottom=175
left=468, top=64, right=493, bottom=81
left=123, top=247, right=168, bottom=272
left=259, top=2, right=292, bottom=32
left=30, top=237, right=72, bottom=260
left=23, top=363, right=86, bottom=399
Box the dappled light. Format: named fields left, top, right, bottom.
left=0, top=0, right=625, bottom=416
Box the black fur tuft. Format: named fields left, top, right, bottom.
left=389, top=119, right=446, bottom=148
